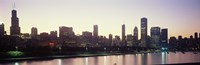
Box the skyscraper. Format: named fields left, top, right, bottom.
left=109, top=34, right=113, bottom=46
left=93, top=25, right=98, bottom=38
left=199, top=33, right=200, bottom=47
left=0, top=23, right=4, bottom=36
left=122, top=24, right=126, bottom=46
left=31, top=27, right=38, bottom=39
left=150, top=27, right=161, bottom=48
left=10, top=9, right=20, bottom=36
left=133, top=26, right=138, bottom=46
left=161, top=29, right=168, bottom=48
left=194, top=32, right=198, bottom=47
left=93, top=25, right=98, bottom=44
left=141, top=17, right=148, bottom=47
left=199, top=33, right=200, bottom=39
left=194, top=32, right=198, bottom=39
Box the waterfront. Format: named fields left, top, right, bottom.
left=0, top=52, right=200, bottom=65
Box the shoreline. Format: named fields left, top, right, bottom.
left=0, top=51, right=199, bottom=63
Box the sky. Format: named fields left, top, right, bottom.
left=0, top=0, right=200, bottom=39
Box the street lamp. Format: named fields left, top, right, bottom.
left=59, top=46, right=62, bottom=53
left=104, top=47, right=106, bottom=51
left=86, top=47, right=88, bottom=51
left=15, top=46, right=18, bottom=51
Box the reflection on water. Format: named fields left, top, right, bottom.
left=58, top=59, right=62, bottom=65
left=85, top=58, right=88, bottom=65
left=162, top=52, right=167, bottom=64
left=1, top=52, right=200, bottom=65
left=103, top=56, right=106, bottom=65
left=15, top=62, right=19, bottom=65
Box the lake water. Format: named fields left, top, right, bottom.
left=1, top=52, right=200, bottom=65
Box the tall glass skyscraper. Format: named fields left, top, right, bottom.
left=141, top=17, right=147, bottom=47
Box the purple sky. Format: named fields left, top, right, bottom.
left=0, top=0, right=200, bottom=38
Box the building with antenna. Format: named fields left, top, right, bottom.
left=10, top=2, right=21, bottom=36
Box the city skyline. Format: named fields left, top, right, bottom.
left=0, top=0, right=200, bottom=38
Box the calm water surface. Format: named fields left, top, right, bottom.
left=1, top=52, right=200, bottom=65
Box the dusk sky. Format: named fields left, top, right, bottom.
left=0, top=0, right=200, bottom=39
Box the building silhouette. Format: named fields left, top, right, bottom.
left=169, top=36, right=177, bottom=48
left=93, top=25, right=98, bottom=45
left=199, top=33, right=200, bottom=39
left=141, top=17, right=148, bottom=47
left=161, top=29, right=168, bottom=48
left=82, top=31, right=93, bottom=46
left=109, top=34, right=113, bottom=46
left=122, top=24, right=126, bottom=46
left=150, top=27, right=161, bottom=48
left=133, top=26, right=138, bottom=46
left=189, top=35, right=194, bottom=48
left=194, top=32, right=198, bottom=47
left=31, top=27, right=38, bottom=39
left=93, top=25, right=98, bottom=38
left=126, top=34, right=133, bottom=46
left=183, top=37, right=189, bottom=48
left=82, top=31, right=92, bottom=39
left=59, top=26, right=74, bottom=38
left=0, top=23, right=4, bottom=36
left=21, top=33, right=30, bottom=39
left=194, top=32, right=198, bottom=39
left=50, top=30, right=58, bottom=41
left=113, top=35, right=120, bottom=46
left=59, top=26, right=75, bottom=44
left=40, top=32, right=49, bottom=41
left=199, top=33, right=200, bottom=47
left=178, top=35, right=183, bottom=48
left=10, top=9, right=20, bottom=36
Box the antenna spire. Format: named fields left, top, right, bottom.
left=12, top=0, right=16, bottom=10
